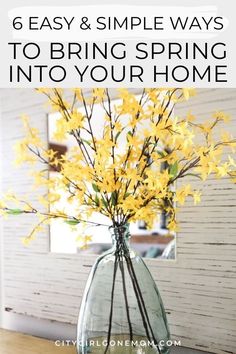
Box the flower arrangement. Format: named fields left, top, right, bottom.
left=0, top=88, right=235, bottom=246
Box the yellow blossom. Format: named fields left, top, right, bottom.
left=193, top=191, right=201, bottom=205
left=213, top=111, right=231, bottom=123
left=1, top=88, right=235, bottom=244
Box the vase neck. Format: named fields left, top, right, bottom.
left=109, top=224, right=131, bottom=249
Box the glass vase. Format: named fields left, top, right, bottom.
left=77, top=225, right=170, bottom=354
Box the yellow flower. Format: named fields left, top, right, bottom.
left=76, top=234, right=93, bottom=249
left=182, top=88, right=196, bottom=101
left=21, top=237, right=32, bottom=246
left=36, top=88, right=50, bottom=95
left=67, top=111, right=84, bottom=131
left=228, top=156, right=236, bottom=167
left=216, top=163, right=230, bottom=177
left=53, top=116, right=68, bottom=141
left=213, top=111, right=231, bottom=123
left=92, top=88, right=106, bottom=102
left=168, top=219, right=179, bottom=232
left=186, top=112, right=196, bottom=122
left=175, top=184, right=192, bottom=205
left=0, top=200, right=6, bottom=208
left=2, top=88, right=235, bottom=243
left=193, top=191, right=201, bottom=205
left=74, top=88, right=83, bottom=101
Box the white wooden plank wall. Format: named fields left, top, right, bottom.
left=0, top=89, right=236, bottom=354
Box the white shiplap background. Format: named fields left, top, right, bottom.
left=0, top=89, right=236, bottom=354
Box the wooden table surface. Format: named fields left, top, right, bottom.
left=0, top=329, right=76, bottom=354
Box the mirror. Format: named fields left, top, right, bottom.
left=48, top=94, right=176, bottom=259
